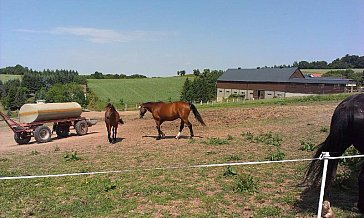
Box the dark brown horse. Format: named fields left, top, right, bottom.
left=105, top=103, right=124, bottom=143
left=139, top=101, right=206, bottom=140
left=304, top=94, right=364, bottom=215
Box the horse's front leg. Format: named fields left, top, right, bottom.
left=106, top=125, right=112, bottom=143
left=176, top=120, right=184, bottom=139
left=156, top=124, right=162, bottom=140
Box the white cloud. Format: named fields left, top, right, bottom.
left=16, top=27, right=174, bottom=43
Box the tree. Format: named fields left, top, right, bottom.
left=180, top=78, right=193, bottom=102
left=193, top=69, right=200, bottom=77
left=1, top=79, right=21, bottom=110
left=177, top=70, right=186, bottom=76
left=180, top=69, right=224, bottom=103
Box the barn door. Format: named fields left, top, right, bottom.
left=253, top=90, right=265, bottom=100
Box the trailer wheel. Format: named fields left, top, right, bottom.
left=56, top=125, right=70, bottom=138
left=14, top=132, right=31, bottom=145
left=34, top=125, right=52, bottom=143
left=75, top=120, right=88, bottom=136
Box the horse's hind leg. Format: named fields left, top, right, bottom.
left=358, top=163, right=364, bottom=213
left=186, top=121, right=194, bottom=139
left=113, top=126, right=118, bottom=143
left=176, top=120, right=184, bottom=139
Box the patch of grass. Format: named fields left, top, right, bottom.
left=63, top=151, right=80, bottom=161
left=265, top=149, right=286, bottom=161
left=233, top=174, right=258, bottom=193
left=299, top=139, right=316, bottom=152
left=188, top=138, right=196, bottom=144
left=30, top=150, right=39, bottom=155
left=0, top=157, right=9, bottom=162
left=225, top=154, right=241, bottom=162
left=242, top=131, right=283, bottom=147
left=320, top=126, right=329, bottom=133
left=205, top=151, right=218, bottom=155
left=223, top=166, right=237, bottom=177
left=253, top=206, right=282, bottom=217
left=203, top=137, right=229, bottom=145
left=226, top=134, right=234, bottom=141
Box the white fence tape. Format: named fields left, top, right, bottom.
left=1, top=153, right=363, bottom=217
left=1, top=154, right=364, bottom=181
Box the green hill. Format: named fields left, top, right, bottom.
left=87, top=76, right=189, bottom=110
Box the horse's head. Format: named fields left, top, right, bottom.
left=138, top=105, right=147, bottom=118
left=105, top=102, right=112, bottom=109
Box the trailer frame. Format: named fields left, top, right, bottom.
left=0, top=111, right=96, bottom=144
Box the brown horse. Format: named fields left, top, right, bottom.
left=105, top=103, right=124, bottom=143
left=139, top=101, right=206, bottom=140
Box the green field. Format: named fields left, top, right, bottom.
left=0, top=74, right=22, bottom=82
left=87, top=76, right=189, bottom=110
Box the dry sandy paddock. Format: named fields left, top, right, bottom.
left=0, top=103, right=335, bottom=155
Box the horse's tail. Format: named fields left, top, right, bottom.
left=303, top=104, right=353, bottom=187
left=189, top=103, right=206, bottom=126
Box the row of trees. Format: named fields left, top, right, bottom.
left=180, top=69, right=223, bottom=102
left=0, top=65, right=89, bottom=110
left=292, top=54, right=364, bottom=69
left=84, top=71, right=147, bottom=79
left=322, top=69, right=364, bottom=85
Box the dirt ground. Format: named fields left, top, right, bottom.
left=0, top=102, right=336, bottom=155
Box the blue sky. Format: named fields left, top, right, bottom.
left=0, top=0, right=363, bottom=76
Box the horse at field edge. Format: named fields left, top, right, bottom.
left=138, top=101, right=206, bottom=140
left=304, top=93, right=364, bottom=216
left=105, top=103, right=124, bottom=143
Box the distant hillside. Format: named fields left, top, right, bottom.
left=87, top=76, right=189, bottom=110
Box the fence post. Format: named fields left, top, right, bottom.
left=317, top=152, right=330, bottom=217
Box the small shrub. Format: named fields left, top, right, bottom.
left=266, top=149, right=285, bottom=161
left=242, top=131, right=282, bottom=147
left=242, top=132, right=254, bottom=142
left=64, top=151, right=80, bottom=161
left=223, top=166, right=237, bottom=177
left=255, top=132, right=282, bottom=147
left=340, top=146, right=362, bottom=169
left=299, top=139, right=316, bottom=152
left=234, top=174, right=258, bottom=193
left=203, top=137, right=229, bottom=145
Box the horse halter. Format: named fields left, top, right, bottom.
left=138, top=105, right=147, bottom=118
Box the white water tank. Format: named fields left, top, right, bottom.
left=19, top=102, right=82, bottom=123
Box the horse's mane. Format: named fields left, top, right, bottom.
left=105, top=103, right=116, bottom=111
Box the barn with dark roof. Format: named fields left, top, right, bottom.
left=216, top=67, right=355, bottom=101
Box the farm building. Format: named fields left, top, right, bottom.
left=216, top=67, right=356, bottom=101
